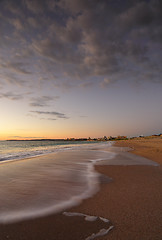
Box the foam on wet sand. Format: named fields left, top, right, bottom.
left=63, top=212, right=113, bottom=240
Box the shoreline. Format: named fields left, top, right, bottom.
left=0, top=139, right=162, bottom=239
left=0, top=141, right=104, bottom=165
left=115, top=138, right=162, bottom=165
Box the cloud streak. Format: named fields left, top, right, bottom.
left=30, top=110, right=69, bottom=119
left=0, top=92, right=23, bottom=100
left=29, top=96, right=59, bottom=107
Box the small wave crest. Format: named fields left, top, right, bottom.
left=0, top=141, right=111, bottom=164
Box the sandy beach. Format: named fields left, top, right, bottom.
left=0, top=138, right=162, bottom=240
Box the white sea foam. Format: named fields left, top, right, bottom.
left=99, top=216, right=110, bottom=223
left=85, top=226, right=114, bottom=240
left=63, top=212, right=85, bottom=217
left=63, top=212, right=110, bottom=223
left=63, top=212, right=98, bottom=222
left=63, top=211, right=113, bottom=239
left=85, top=216, right=98, bottom=222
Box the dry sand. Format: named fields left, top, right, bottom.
left=0, top=138, right=162, bottom=240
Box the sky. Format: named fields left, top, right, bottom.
left=0, top=0, right=162, bottom=140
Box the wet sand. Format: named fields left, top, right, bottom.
left=0, top=138, right=162, bottom=240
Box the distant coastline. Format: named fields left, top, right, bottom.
left=6, top=133, right=162, bottom=142
left=6, top=138, right=89, bottom=142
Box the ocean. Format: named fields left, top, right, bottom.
left=0, top=140, right=98, bottom=163
left=0, top=140, right=116, bottom=223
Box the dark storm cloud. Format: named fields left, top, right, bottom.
left=29, top=96, right=59, bottom=107
left=30, top=110, right=69, bottom=119
left=0, top=0, right=162, bottom=88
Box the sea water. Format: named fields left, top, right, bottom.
left=0, top=141, right=115, bottom=223
left=0, top=140, right=96, bottom=163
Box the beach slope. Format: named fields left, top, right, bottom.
left=0, top=138, right=162, bottom=240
